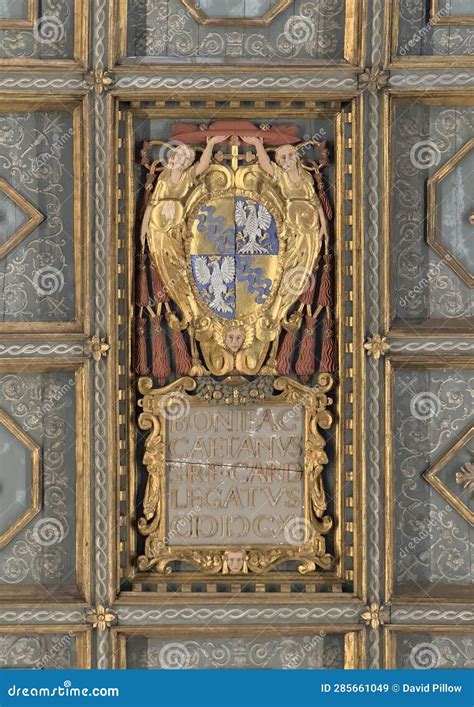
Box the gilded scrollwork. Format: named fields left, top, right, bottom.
left=137, top=375, right=334, bottom=575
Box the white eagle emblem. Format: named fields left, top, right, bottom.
left=235, top=199, right=272, bottom=254
left=193, top=256, right=235, bottom=314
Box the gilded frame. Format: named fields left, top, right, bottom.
left=111, top=625, right=366, bottom=669
left=427, top=137, right=474, bottom=289
left=109, top=0, right=365, bottom=70
left=0, top=0, right=36, bottom=29
left=385, top=0, right=474, bottom=67
left=0, top=95, right=90, bottom=336
left=113, top=93, right=364, bottom=601
left=136, top=374, right=335, bottom=576
left=384, top=355, right=474, bottom=603
left=0, top=409, right=41, bottom=549
left=0, top=625, right=92, bottom=668
left=0, top=0, right=88, bottom=69
left=0, top=358, right=91, bottom=605
left=384, top=625, right=474, bottom=668
left=430, top=0, right=474, bottom=25
left=382, top=92, right=474, bottom=337
left=180, top=0, right=291, bottom=27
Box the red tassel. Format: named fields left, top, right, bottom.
left=299, top=269, right=317, bottom=306
left=135, top=317, right=149, bottom=375
left=171, top=328, right=192, bottom=375
left=276, top=329, right=297, bottom=375
left=151, top=317, right=170, bottom=384
left=136, top=254, right=149, bottom=307
left=295, top=315, right=317, bottom=383
left=314, top=164, right=333, bottom=220
left=317, top=254, right=333, bottom=308
left=320, top=316, right=336, bottom=373
left=150, top=260, right=169, bottom=304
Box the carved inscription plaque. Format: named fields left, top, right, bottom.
left=166, top=404, right=304, bottom=545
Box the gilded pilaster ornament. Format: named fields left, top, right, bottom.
left=85, top=335, right=110, bottom=362
left=364, top=334, right=390, bottom=360
left=87, top=605, right=116, bottom=631
left=361, top=603, right=388, bottom=630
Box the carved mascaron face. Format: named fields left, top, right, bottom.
left=225, top=549, right=246, bottom=574
left=224, top=327, right=245, bottom=353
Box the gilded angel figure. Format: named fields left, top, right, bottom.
left=140, top=136, right=228, bottom=247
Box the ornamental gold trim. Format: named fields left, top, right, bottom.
left=0, top=410, right=40, bottom=549
left=136, top=374, right=335, bottom=576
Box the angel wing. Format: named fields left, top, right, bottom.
left=220, top=256, right=235, bottom=284
left=257, top=205, right=272, bottom=231
left=235, top=200, right=247, bottom=227
left=193, top=256, right=211, bottom=286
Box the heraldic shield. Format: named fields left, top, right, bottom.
left=147, top=160, right=322, bottom=376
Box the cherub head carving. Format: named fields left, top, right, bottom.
left=224, top=326, right=245, bottom=353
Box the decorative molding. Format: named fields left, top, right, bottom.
left=389, top=72, right=474, bottom=88
left=390, top=340, right=474, bottom=353
left=116, top=606, right=362, bottom=624
left=0, top=610, right=85, bottom=624
left=391, top=608, right=474, bottom=624
left=92, top=0, right=111, bottom=672
left=0, top=344, right=84, bottom=357
left=114, top=75, right=357, bottom=92
left=0, top=78, right=85, bottom=90
left=365, top=0, right=384, bottom=671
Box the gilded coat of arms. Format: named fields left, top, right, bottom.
left=135, top=121, right=336, bottom=577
